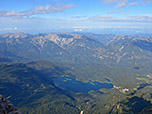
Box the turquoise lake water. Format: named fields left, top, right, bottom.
left=53, top=77, right=113, bottom=93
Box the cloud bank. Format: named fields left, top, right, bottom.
left=102, top=0, right=138, bottom=8
left=102, top=0, right=152, bottom=8
left=0, top=4, right=75, bottom=17
left=0, top=27, right=18, bottom=31
left=143, top=0, right=152, bottom=4
left=107, top=10, right=126, bottom=14
left=90, top=15, right=152, bottom=23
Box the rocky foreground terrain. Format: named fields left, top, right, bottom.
left=0, top=95, right=22, bottom=114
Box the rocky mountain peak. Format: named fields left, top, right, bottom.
left=2, top=33, right=28, bottom=39
left=133, top=38, right=152, bottom=42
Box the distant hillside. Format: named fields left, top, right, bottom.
left=0, top=61, right=80, bottom=114
left=0, top=55, right=12, bottom=63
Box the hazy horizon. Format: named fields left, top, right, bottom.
left=0, top=0, right=152, bottom=34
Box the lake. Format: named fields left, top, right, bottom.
left=53, top=77, right=113, bottom=93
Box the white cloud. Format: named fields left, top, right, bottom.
left=128, top=2, right=138, bottom=5
left=14, top=27, right=18, bottom=30
left=89, top=15, right=152, bottom=23
left=71, top=15, right=87, bottom=18
left=0, top=27, right=18, bottom=31
left=115, top=0, right=128, bottom=8
left=0, top=4, right=75, bottom=17
left=68, top=26, right=146, bottom=30
left=74, top=28, right=83, bottom=32
left=102, top=0, right=119, bottom=4
left=102, top=0, right=138, bottom=8
left=143, top=0, right=152, bottom=4
left=107, top=10, right=126, bottom=14
left=128, top=15, right=152, bottom=22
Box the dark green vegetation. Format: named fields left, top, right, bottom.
left=0, top=33, right=152, bottom=113
left=121, top=96, right=151, bottom=113
left=0, top=62, right=80, bottom=114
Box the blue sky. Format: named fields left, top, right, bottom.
left=0, top=0, right=152, bottom=34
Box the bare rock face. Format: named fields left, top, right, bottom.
left=0, top=95, right=22, bottom=114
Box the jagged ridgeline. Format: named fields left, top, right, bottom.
left=0, top=33, right=152, bottom=66
left=0, top=33, right=152, bottom=114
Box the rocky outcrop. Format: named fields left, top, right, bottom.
left=0, top=95, right=22, bottom=114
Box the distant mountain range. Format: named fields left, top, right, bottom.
left=0, top=32, right=152, bottom=65
left=0, top=32, right=152, bottom=114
